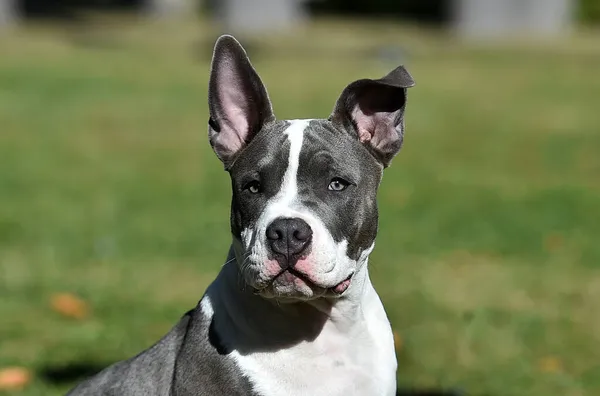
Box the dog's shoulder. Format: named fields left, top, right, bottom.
left=67, top=310, right=192, bottom=396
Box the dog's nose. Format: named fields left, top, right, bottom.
left=266, top=217, right=312, bottom=267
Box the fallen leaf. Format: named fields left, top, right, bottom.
left=538, top=356, right=563, bottom=373
left=544, top=233, right=563, bottom=252
left=393, top=331, right=403, bottom=351
left=0, top=367, right=32, bottom=390
left=50, top=293, right=90, bottom=319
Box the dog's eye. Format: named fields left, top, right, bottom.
left=328, top=178, right=350, bottom=192
left=244, top=181, right=261, bottom=194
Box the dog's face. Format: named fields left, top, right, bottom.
left=208, top=36, right=414, bottom=301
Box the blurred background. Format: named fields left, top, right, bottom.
left=0, top=0, right=599, bottom=395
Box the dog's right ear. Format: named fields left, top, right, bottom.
left=208, top=35, right=275, bottom=168
left=330, top=66, right=415, bottom=168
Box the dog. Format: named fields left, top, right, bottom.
left=67, top=34, right=415, bottom=396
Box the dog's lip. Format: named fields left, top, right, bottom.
left=255, top=268, right=316, bottom=291
left=286, top=268, right=319, bottom=287
left=260, top=268, right=354, bottom=295
left=330, top=273, right=353, bottom=294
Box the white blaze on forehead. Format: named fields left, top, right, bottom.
left=278, top=119, right=310, bottom=205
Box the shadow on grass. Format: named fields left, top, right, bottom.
left=396, top=389, right=467, bottom=396
left=39, top=362, right=109, bottom=385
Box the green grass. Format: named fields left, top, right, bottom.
left=1, top=15, right=599, bottom=396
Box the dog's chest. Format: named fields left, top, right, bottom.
left=230, top=308, right=397, bottom=396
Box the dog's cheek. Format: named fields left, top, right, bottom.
left=230, top=198, right=243, bottom=239
left=239, top=228, right=250, bottom=249
left=348, top=204, right=378, bottom=261
left=231, top=196, right=262, bottom=245
left=339, top=185, right=379, bottom=261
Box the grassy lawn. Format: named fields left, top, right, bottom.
left=1, top=15, right=599, bottom=396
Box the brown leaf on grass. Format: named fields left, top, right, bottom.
left=0, top=367, right=32, bottom=390
left=50, top=293, right=90, bottom=319
left=538, top=356, right=563, bottom=373
left=544, top=233, right=564, bottom=252
left=393, top=331, right=403, bottom=351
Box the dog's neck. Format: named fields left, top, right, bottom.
left=203, top=245, right=375, bottom=355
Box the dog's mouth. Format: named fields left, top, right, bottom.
left=258, top=268, right=354, bottom=297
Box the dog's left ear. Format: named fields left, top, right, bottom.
left=330, top=66, right=415, bottom=167
left=208, top=35, right=275, bottom=168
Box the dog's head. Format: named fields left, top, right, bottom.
left=208, top=35, right=414, bottom=301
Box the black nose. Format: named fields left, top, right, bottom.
left=266, top=217, right=312, bottom=268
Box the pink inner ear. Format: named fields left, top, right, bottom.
left=352, top=106, right=375, bottom=143
left=352, top=106, right=396, bottom=149
left=217, top=77, right=252, bottom=155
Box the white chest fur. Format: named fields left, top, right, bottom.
left=226, top=284, right=397, bottom=396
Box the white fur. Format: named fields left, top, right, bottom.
left=201, top=261, right=397, bottom=396
left=235, top=293, right=395, bottom=395
left=200, top=294, right=214, bottom=317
